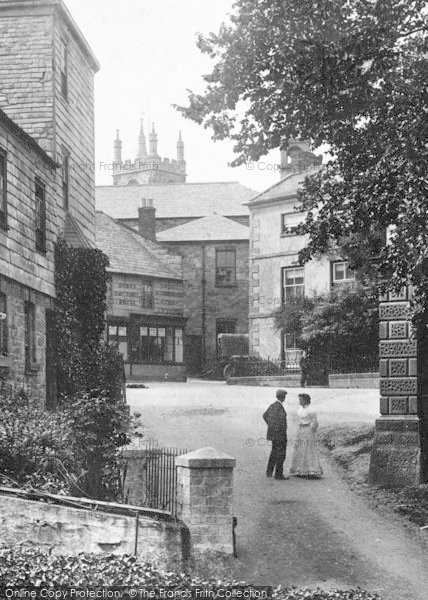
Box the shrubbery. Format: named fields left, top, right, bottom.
left=0, top=390, right=75, bottom=494
left=0, top=386, right=139, bottom=500
left=0, top=549, right=382, bottom=599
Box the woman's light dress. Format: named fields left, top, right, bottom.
left=290, top=405, right=323, bottom=478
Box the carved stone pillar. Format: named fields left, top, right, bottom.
left=369, top=288, right=422, bottom=486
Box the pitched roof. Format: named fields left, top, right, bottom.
left=248, top=167, right=321, bottom=204
left=157, top=214, right=250, bottom=243
left=95, top=211, right=182, bottom=280
left=95, top=182, right=256, bottom=219
left=63, top=213, right=93, bottom=248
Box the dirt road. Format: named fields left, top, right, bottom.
left=127, top=381, right=427, bottom=600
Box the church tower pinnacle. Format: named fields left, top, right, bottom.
left=177, top=130, right=185, bottom=163
left=114, top=129, right=122, bottom=165
left=149, top=123, right=158, bottom=156
left=137, top=119, right=147, bottom=160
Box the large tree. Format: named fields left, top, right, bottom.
left=178, top=0, right=428, bottom=318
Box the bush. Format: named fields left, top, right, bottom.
left=0, top=549, right=381, bottom=599
left=63, top=389, right=136, bottom=500
left=0, top=390, right=75, bottom=494
left=0, top=387, right=140, bottom=501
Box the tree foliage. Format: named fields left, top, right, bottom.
left=274, top=286, right=378, bottom=372
left=178, top=0, right=428, bottom=318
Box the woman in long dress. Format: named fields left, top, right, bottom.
left=290, top=393, right=323, bottom=478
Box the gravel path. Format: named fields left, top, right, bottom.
left=127, top=380, right=428, bottom=600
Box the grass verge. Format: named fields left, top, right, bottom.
left=318, top=424, right=428, bottom=533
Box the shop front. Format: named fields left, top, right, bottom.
left=106, top=274, right=187, bottom=381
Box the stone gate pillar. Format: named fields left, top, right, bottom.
left=369, top=288, right=422, bottom=486
left=176, top=447, right=236, bottom=554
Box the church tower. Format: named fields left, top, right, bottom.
left=112, top=121, right=187, bottom=186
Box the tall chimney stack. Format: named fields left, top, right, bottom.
left=138, top=198, right=156, bottom=241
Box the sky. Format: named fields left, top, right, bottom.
left=65, top=0, right=280, bottom=193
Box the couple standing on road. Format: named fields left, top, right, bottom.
left=263, top=389, right=323, bottom=480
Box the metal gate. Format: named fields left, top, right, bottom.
left=143, top=441, right=188, bottom=517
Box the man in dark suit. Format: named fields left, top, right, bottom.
left=263, top=389, right=289, bottom=480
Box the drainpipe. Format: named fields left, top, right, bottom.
left=201, top=243, right=206, bottom=367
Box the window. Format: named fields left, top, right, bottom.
left=138, top=325, right=183, bottom=364
left=108, top=324, right=128, bottom=361
left=332, top=261, right=355, bottom=289
left=24, top=302, right=36, bottom=369
left=216, top=249, right=236, bottom=286
left=35, top=178, right=46, bottom=252
left=282, top=267, right=304, bottom=301
left=281, top=211, right=304, bottom=235
left=59, top=40, right=68, bottom=98
left=0, top=148, right=7, bottom=230
left=62, top=153, right=69, bottom=210
left=0, top=293, right=7, bottom=355
left=141, top=282, right=154, bottom=309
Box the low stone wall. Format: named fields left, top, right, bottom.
left=125, top=363, right=187, bottom=382
left=227, top=374, right=301, bottom=387
left=0, top=494, right=187, bottom=569
left=329, top=372, right=380, bottom=389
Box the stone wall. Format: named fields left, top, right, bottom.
left=329, top=372, right=380, bottom=389
left=0, top=494, right=187, bottom=570
left=369, top=288, right=422, bottom=487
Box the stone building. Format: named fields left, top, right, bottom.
left=158, top=213, right=250, bottom=372
left=112, top=123, right=187, bottom=186
left=95, top=210, right=187, bottom=382
left=0, top=0, right=99, bottom=405
left=247, top=141, right=355, bottom=364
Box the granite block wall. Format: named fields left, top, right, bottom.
left=369, top=288, right=422, bottom=487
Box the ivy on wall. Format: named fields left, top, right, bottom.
left=54, top=239, right=110, bottom=397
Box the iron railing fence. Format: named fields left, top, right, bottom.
left=328, top=353, right=379, bottom=374
left=137, top=441, right=189, bottom=517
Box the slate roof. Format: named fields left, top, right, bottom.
left=95, top=211, right=182, bottom=280
left=157, top=214, right=250, bottom=243
left=95, top=182, right=256, bottom=219
left=248, top=167, right=321, bottom=204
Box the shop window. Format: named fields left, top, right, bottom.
left=138, top=325, right=183, bottom=364
left=24, top=302, right=36, bottom=369
left=108, top=323, right=128, bottom=361
left=331, top=261, right=355, bottom=289
left=216, top=249, right=236, bottom=286
left=0, top=148, right=7, bottom=230
left=35, top=178, right=46, bottom=252
left=0, top=293, right=7, bottom=355
left=282, top=267, right=304, bottom=301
